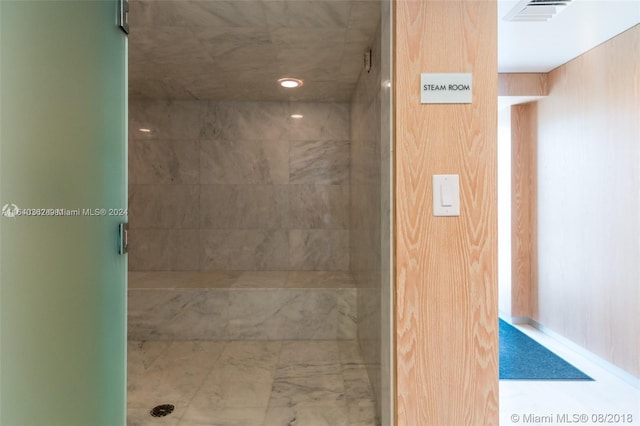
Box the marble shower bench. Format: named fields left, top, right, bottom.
left=128, top=271, right=357, bottom=341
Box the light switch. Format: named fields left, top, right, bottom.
left=433, top=174, right=460, bottom=216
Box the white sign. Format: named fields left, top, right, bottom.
left=421, top=73, right=472, bottom=104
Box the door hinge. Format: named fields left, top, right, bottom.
left=117, top=0, right=129, bottom=35
left=118, top=223, right=129, bottom=255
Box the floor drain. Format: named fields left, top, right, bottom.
left=150, top=404, right=175, bottom=417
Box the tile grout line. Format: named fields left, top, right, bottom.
left=174, top=341, right=228, bottom=426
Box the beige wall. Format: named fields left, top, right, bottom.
left=394, top=1, right=498, bottom=425
left=535, top=24, right=640, bottom=378
left=128, top=100, right=350, bottom=272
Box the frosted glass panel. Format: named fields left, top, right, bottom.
left=0, top=1, right=127, bottom=425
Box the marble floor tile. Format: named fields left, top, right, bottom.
left=127, top=406, right=181, bottom=426
left=128, top=340, right=378, bottom=426
left=278, top=340, right=341, bottom=369
left=342, top=366, right=376, bottom=401
left=128, top=341, right=225, bottom=412
left=263, top=403, right=350, bottom=426
left=268, top=373, right=346, bottom=408
left=271, top=342, right=345, bottom=407
left=188, top=341, right=281, bottom=409
left=178, top=407, right=267, bottom=426
left=346, top=399, right=378, bottom=426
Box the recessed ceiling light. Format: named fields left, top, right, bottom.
left=291, top=114, right=304, bottom=119
left=139, top=128, right=152, bottom=133
left=278, top=78, right=304, bottom=89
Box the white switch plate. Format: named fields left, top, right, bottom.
left=433, top=174, right=460, bottom=216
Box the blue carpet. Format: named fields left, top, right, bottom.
left=499, top=319, right=593, bottom=381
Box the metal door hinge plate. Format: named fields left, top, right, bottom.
left=118, top=222, right=129, bottom=255
left=117, top=0, right=129, bottom=35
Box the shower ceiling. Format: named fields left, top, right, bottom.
left=128, top=0, right=381, bottom=102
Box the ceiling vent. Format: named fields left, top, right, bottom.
left=504, top=0, right=573, bottom=22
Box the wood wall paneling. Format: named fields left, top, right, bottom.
left=394, top=1, right=498, bottom=424
left=498, top=73, right=548, bottom=97
left=510, top=102, right=538, bottom=319
left=535, top=24, right=640, bottom=378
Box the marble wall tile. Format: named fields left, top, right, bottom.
left=201, top=230, right=289, bottom=270
left=289, top=230, right=349, bottom=270
left=339, top=43, right=367, bottom=81
left=227, top=290, right=290, bottom=340
left=200, top=185, right=288, bottom=229
left=131, top=27, right=215, bottom=68
left=129, top=184, right=199, bottom=229
left=128, top=229, right=200, bottom=271
left=128, top=229, right=172, bottom=271
left=129, top=101, right=206, bottom=140
left=200, top=138, right=289, bottom=184
left=130, top=100, right=352, bottom=272
left=348, top=1, right=382, bottom=30
left=129, top=286, right=354, bottom=341
left=227, top=290, right=340, bottom=340
left=290, top=140, right=350, bottom=184
left=289, top=184, right=349, bottom=229
left=128, top=77, right=198, bottom=102
left=337, top=289, right=358, bottom=340
left=203, top=102, right=289, bottom=140
left=128, top=289, right=229, bottom=340
left=129, top=138, right=199, bottom=185
left=288, top=103, right=350, bottom=140
left=279, top=290, right=342, bottom=340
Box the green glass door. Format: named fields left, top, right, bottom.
left=0, top=1, right=127, bottom=425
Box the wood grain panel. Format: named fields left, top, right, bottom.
left=510, top=102, right=537, bottom=319
left=499, top=73, right=548, bottom=96
left=535, top=24, right=640, bottom=378
left=394, top=1, right=498, bottom=425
